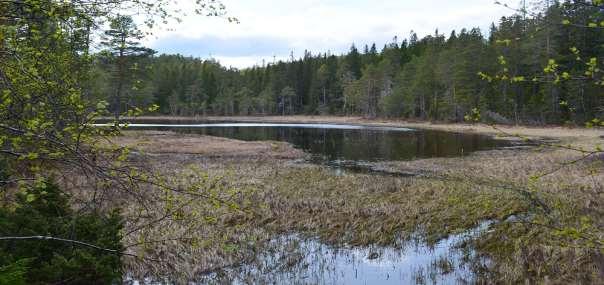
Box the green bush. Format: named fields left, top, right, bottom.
left=0, top=181, right=123, bottom=284
left=0, top=259, right=29, bottom=285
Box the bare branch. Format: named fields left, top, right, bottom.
left=0, top=235, right=161, bottom=262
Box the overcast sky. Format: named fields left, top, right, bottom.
left=144, top=0, right=517, bottom=68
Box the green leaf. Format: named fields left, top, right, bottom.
left=26, top=193, right=36, bottom=203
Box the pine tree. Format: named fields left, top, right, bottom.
left=100, top=15, right=154, bottom=118
left=346, top=44, right=363, bottom=80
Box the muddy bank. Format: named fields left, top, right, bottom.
left=110, top=130, right=306, bottom=160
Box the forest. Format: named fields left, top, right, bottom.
left=91, top=1, right=604, bottom=125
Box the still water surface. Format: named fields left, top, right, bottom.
left=206, top=222, right=491, bottom=285
left=123, top=122, right=508, bottom=163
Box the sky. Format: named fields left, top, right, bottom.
left=144, top=0, right=518, bottom=69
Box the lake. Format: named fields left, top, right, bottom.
left=119, top=122, right=510, bottom=164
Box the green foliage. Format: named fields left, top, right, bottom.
left=0, top=259, right=30, bottom=285
left=0, top=181, right=123, bottom=284
left=485, top=1, right=604, bottom=124
left=464, top=108, right=482, bottom=123
left=0, top=0, right=240, bottom=283
left=279, top=86, right=297, bottom=115
left=99, top=15, right=156, bottom=118
left=0, top=0, right=234, bottom=177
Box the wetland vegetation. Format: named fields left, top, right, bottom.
left=1, top=0, right=603, bottom=284
left=108, top=120, right=603, bottom=283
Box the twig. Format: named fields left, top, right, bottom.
left=0, top=235, right=161, bottom=262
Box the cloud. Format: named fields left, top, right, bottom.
left=151, top=35, right=292, bottom=57
left=145, top=0, right=517, bottom=68
left=212, top=55, right=291, bottom=69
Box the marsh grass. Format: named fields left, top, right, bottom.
left=101, top=130, right=603, bottom=283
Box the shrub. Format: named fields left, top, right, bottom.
left=0, top=181, right=123, bottom=284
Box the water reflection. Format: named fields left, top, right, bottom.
left=117, top=123, right=508, bottom=163
left=201, top=222, right=492, bottom=285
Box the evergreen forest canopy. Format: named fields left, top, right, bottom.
left=92, top=1, right=604, bottom=125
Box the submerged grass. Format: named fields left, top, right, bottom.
left=105, top=129, right=603, bottom=283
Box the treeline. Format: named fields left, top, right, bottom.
left=92, top=1, right=603, bottom=125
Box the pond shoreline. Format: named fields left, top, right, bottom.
left=109, top=130, right=307, bottom=160
left=101, top=115, right=602, bottom=144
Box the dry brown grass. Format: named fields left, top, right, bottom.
left=109, top=130, right=306, bottom=159
left=123, top=149, right=602, bottom=282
